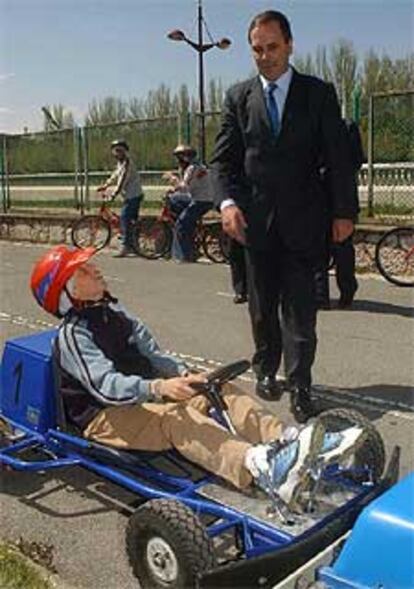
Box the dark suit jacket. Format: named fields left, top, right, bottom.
left=210, top=69, right=358, bottom=252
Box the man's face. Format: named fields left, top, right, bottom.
left=112, top=146, right=127, bottom=162
left=72, top=262, right=107, bottom=301
left=250, top=21, right=292, bottom=81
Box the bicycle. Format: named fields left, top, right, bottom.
left=71, top=194, right=139, bottom=253
left=137, top=195, right=229, bottom=263
left=375, top=225, right=414, bottom=287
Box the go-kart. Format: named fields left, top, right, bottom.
left=0, top=330, right=400, bottom=589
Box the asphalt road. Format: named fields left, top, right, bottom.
left=0, top=240, right=413, bottom=589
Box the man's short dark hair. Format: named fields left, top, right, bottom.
left=248, top=10, right=292, bottom=43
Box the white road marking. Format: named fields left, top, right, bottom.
left=216, top=291, right=234, bottom=298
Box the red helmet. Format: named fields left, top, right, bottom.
left=30, top=245, right=96, bottom=316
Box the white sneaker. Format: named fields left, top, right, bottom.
left=319, top=427, right=365, bottom=465
left=247, top=421, right=326, bottom=510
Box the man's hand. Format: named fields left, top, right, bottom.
left=221, top=205, right=247, bottom=244
left=332, top=218, right=354, bottom=243
left=156, top=373, right=208, bottom=402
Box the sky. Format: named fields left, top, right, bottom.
left=1, top=0, right=413, bottom=133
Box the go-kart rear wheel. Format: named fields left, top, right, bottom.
left=126, top=499, right=216, bottom=589
left=317, top=408, right=385, bottom=481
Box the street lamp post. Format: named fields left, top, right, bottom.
left=167, top=0, right=231, bottom=163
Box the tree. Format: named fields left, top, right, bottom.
left=42, top=104, right=75, bottom=131
left=329, top=39, right=358, bottom=118
left=85, top=97, right=128, bottom=126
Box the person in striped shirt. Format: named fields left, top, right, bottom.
left=97, top=139, right=143, bottom=257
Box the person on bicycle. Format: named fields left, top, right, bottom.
left=97, top=140, right=143, bottom=258
left=163, top=145, right=213, bottom=262
left=30, top=245, right=364, bottom=512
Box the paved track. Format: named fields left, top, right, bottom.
left=0, top=241, right=413, bottom=588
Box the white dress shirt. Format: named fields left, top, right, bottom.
left=220, top=66, right=293, bottom=211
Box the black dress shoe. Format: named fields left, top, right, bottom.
left=233, top=293, right=248, bottom=304
left=338, top=285, right=358, bottom=309
left=256, top=376, right=282, bottom=401
left=317, top=299, right=331, bottom=310
left=290, top=387, right=319, bottom=423
left=337, top=294, right=355, bottom=309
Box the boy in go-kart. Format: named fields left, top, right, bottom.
left=30, top=246, right=364, bottom=511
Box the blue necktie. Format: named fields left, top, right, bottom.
left=265, top=82, right=280, bottom=136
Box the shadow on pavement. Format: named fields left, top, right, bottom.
left=341, top=298, right=414, bottom=318
left=0, top=466, right=140, bottom=519
left=315, top=383, right=414, bottom=420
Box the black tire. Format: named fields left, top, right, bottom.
left=71, top=216, right=111, bottom=251
left=126, top=499, right=216, bottom=589
left=136, top=219, right=172, bottom=259
left=375, top=226, right=414, bottom=287
left=202, top=224, right=226, bottom=264
left=316, top=408, right=385, bottom=482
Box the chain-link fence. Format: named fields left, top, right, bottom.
left=366, top=90, right=414, bottom=219
left=0, top=116, right=181, bottom=213
left=2, top=129, right=82, bottom=211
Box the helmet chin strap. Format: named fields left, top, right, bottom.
left=65, top=288, right=117, bottom=312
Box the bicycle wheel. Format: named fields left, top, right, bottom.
left=202, top=223, right=227, bottom=263
left=136, top=219, right=172, bottom=259
left=71, top=216, right=111, bottom=250
left=375, top=226, right=414, bottom=287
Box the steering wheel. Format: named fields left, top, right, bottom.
left=191, top=359, right=250, bottom=394
left=191, top=360, right=250, bottom=435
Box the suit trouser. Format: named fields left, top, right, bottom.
left=335, top=237, right=358, bottom=298
left=315, top=236, right=358, bottom=302
left=84, top=383, right=283, bottom=489
left=245, top=246, right=317, bottom=388
left=229, top=239, right=247, bottom=296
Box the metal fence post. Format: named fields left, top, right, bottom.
left=82, top=127, right=90, bottom=211
left=3, top=135, right=11, bottom=211
left=1, top=136, right=6, bottom=213
left=73, top=126, right=80, bottom=212
left=367, top=94, right=374, bottom=217
left=185, top=111, right=192, bottom=145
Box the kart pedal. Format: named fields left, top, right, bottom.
left=262, top=470, right=296, bottom=526
left=304, top=462, right=324, bottom=514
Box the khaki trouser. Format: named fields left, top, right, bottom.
left=84, top=383, right=283, bottom=489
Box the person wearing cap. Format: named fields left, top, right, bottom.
left=163, top=145, right=213, bottom=262
left=29, top=245, right=364, bottom=511
left=97, top=140, right=143, bottom=258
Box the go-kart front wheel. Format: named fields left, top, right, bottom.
left=317, top=408, right=386, bottom=482
left=126, top=499, right=216, bottom=589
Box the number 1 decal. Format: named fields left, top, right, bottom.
left=13, top=361, right=23, bottom=406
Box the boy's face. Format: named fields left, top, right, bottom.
left=112, top=146, right=127, bottom=162
left=72, top=262, right=107, bottom=301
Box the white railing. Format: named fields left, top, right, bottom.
left=359, top=162, right=414, bottom=186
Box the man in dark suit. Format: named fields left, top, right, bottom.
left=315, top=118, right=364, bottom=310
left=210, top=10, right=358, bottom=422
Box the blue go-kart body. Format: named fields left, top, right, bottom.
left=0, top=330, right=402, bottom=588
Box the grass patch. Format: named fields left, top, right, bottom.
left=0, top=544, right=51, bottom=589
